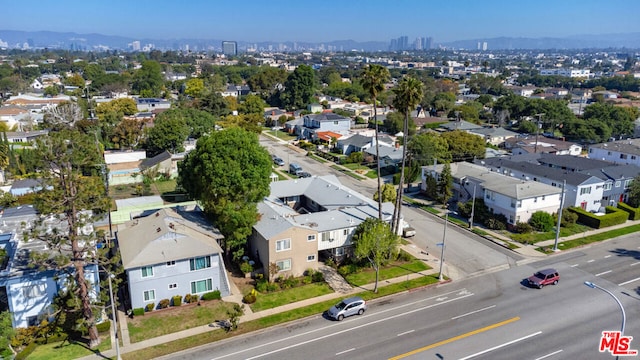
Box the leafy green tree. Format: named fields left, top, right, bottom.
left=373, top=183, right=397, bottom=204
left=155, top=107, right=217, bottom=139
left=408, top=132, right=451, bottom=166
left=438, top=163, right=453, bottom=206
left=0, top=311, right=15, bottom=358
left=112, top=118, right=145, bottom=149
left=96, top=98, right=138, bottom=117
left=362, top=64, right=391, bottom=220
left=144, top=113, right=190, bottom=156
left=352, top=218, right=399, bottom=293
left=178, top=128, right=272, bottom=259
left=44, top=85, right=60, bottom=96
left=184, top=78, right=204, bottom=98
left=391, top=77, right=423, bottom=233
left=627, top=175, right=640, bottom=208
left=240, top=94, right=267, bottom=115
left=64, top=73, right=86, bottom=87
left=247, top=66, right=288, bottom=101
left=281, top=65, right=315, bottom=110
left=132, top=60, right=163, bottom=97
left=384, top=111, right=416, bottom=135
left=528, top=211, right=555, bottom=232
left=198, top=91, right=231, bottom=117
left=441, top=130, right=486, bottom=162
left=27, top=129, right=110, bottom=348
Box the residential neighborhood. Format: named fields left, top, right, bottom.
left=0, top=10, right=640, bottom=359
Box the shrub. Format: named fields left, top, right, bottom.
left=396, top=250, right=413, bottom=262
left=312, top=271, right=324, bottom=283
left=617, top=202, right=640, bottom=220
left=15, top=342, right=36, bottom=360
left=96, top=321, right=111, bottom=333
left=133, top=308, right=145, bottom=316
left=172, top=295, right=182, bottom=307
left=560, top=210, right=579, bottom=227
left=266, top=282, right=279, bottom=292
left=255, top=279, right=268, bottom=293
left=158, top=299, right=170, bottom=309
left=302, top=276, right=312, bottom=284
left=281, top=276, right=298, bottom=289
left=240, top=261, right=253, bottom=274
left=338, top=263, right=358, bottom=276
left=145, top=303, right=154, bottom=312
left=513, top=222, right=533, bottom=234
left=243, top=293, right=257, bottom=304
left=201, top=290, right=221, bottom=301
left=528, top=211, right=555, bottom=232
left=184, top=293, right=198, bottom=304
left=325, top=257, right=336, bottom=269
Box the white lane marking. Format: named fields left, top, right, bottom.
left=619, top=277, right=640, bottom=286
left=570, top=264, right=579, bottom=267
left=587, top=259, right=595, bottom=263
left=397, top=330, right=415, bottom=337
left=631, top=262, right=640, bottom=266
left=595, top=270, right=612, bottom=276
left=604, top=255, right=612, bottom=258
left=535, top=349, right=563, bottom=359
left=451, top=305, right=497, bottom=320
left=335, top=348, right=355, bottom=356
left=458, top=331, right=542, bottom=360
left=212, top=291, right=474, bottom=360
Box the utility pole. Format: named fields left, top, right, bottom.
left=553, top=180, right=566, bottom=252
left=534, top=113, right=544, bottom=153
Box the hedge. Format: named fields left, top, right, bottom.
left=171, top=295, right=182, bottom=307
left=15, top=342, right=36, bottom=360
left=133, top=308, right=145, bottom=316
left=145, top=303, right=154, bottom=312
left=568, top=206, right=628, bottom=229
left=96, top=320, right=111, bottom=333
left=201, top=290, right=221, bottom=301
left=617, top=202, right=640, bottom=220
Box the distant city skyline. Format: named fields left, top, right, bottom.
left=3, top=0, right=640, bottom=44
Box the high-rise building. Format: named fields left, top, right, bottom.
left=423, top=37, right=433, bottom=50
left=482, top=42, right=488, bottom=51
left=222, top=41, right=237, bottom=56
left=414, top=37, right=423, bottom=50
left=131, top=41, right=141, bottom=51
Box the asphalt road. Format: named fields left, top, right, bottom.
left=164, top=261, right=639, bottom=360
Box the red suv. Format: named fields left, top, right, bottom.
left=527, top=269, right=559, bottom=289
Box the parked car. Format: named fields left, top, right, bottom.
left=527, top=269, right=559, bottom=289
left=289, top=163, right=303, bottom=176
left=402, top=226, right=416, bottom=238
left=298, top=171, right=312, bottom=178
left=273, top=157, right=285, bottom=166
left=327, top=296, right=367, bottom=321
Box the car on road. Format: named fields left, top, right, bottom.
left=273, top=157, right=285, bottom=166
left=327, top=296, right=367, bottom=321
left=527, top=268, right=559, bottom=289
left=402, top=226, right=416, bottom=238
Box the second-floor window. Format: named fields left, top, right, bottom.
left=23, top=284, right=45, bottom=298
left=190, top=256, right=211, bottom=271
left=276, top=239, right=291, bottom=252
left=141, top=266, right=153, bottom=278
left=580, top=187, right=592, bottom=195
left=307, top=234, right=316, bottom=241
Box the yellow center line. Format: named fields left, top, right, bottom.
left=388, top=316, right=520, bottom=360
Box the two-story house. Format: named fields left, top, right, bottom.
left=116, top=206, right=230, bottom=311
left=250, top=175, right=395, bottom=278
left=588, top=139, right=640, bottom=167
left=422, top=162, right=562, bottom=226
left=300, top=113, right=351, bottom=140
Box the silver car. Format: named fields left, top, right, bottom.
left=327, top=296, right=367, bottom=321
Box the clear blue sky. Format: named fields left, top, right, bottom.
left=4, top=0, right=639, bottom=43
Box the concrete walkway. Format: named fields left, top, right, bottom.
left=78, top=244, right=446, bottom=360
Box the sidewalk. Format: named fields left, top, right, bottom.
left=78, top=244, right=446, bottom=360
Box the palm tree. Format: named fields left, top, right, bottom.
left=391, top=77, right=423, bottom=234
left=361, top=64, right=390, bottom=220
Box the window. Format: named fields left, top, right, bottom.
left=343, top=229, right=348, bottom=236
left=166, top=260, right=175, bottom=267
left=510, top=200, right=516, bottom=208
left=307, top=254, right=316, bottom=262
left=534, top=197, right=537, bottom=203
left=169, top=283, right=178, bottom=289
left=190, top=256, right=211, bottom=271
left=604, top=182, right=613, bottom=191
left=276, top=259, right=291, bottom=271
left=542, top=196, right=545, bottom=201
left=616, top=181, right=621, bottom=188
left=276, top=239, right=291, bottom=252
left=143, top=290, right=155, bottom=302
left=620, top=154, right=628, bottom=159
left=23, top=284, right=45, bottom=298
left=322, top=232, right=333, bottom=242
left=141, top=266, right=153, bottom=278
left=335, top=247, right=345, bottom=256
left=190, top=279, right=213, bottom=294
left=580, top=187, right=592, bottom=195
left=624, top=180, right=631, bottom=189
left=517, top=200, right=522, bottom=208
left=307, top=234, right=316, bottom=242
left=27, top=316, right=38, bottom=327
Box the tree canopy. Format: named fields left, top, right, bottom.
left=351, top=218, right=399, bottom=293
left=132, top=60, right=164, bottom=97
left=280, top=64, right=316, bottom=110
left=178, top=128, right=272, bottom=259
left=144, top=112, right=190, bottom=156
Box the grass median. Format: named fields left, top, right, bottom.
left=250, top=282, right=334, bottom=312
left=537, top=223, right=640, bottom=253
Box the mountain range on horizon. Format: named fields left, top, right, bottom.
left=1, top=29, right=640, bottom=52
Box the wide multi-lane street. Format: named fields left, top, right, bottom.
left=154, top=137, right=640, bottom=360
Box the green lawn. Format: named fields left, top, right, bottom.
left=329, top=165, right=366, bottom=180
left=509, top=223, right=591, bottom=244
left=250, top=282, right=334, bottom=312
left=153, top=179, right=177, bottom=194
left=265, top=130, right=297, bottom=141
left=307, top=152, right=329, bottom=163
left=344, top=260, right=431, bottom=286
left=537, top=223, right=640, bottom=253
left=342, top=163, right=370, bottom=171
left=26, top=336, right=112, bottom=360
left=127, top=300, right=236, bottom=343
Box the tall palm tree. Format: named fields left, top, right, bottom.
left=361, top=64, right=390, bottom=220
left=391, top=77, right=423, bottom=234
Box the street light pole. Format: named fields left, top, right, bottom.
left=438, top=208, right=449, bottom=281
left=553, top=180, right=566, bottom=251
left=107, top=273, right=122, bottom=360
left=469, top=183, right=476, bottom=230
left=584, top=281, right=625, bottom=360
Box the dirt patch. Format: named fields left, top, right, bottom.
left=231, top=275, right=255, bottom=295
